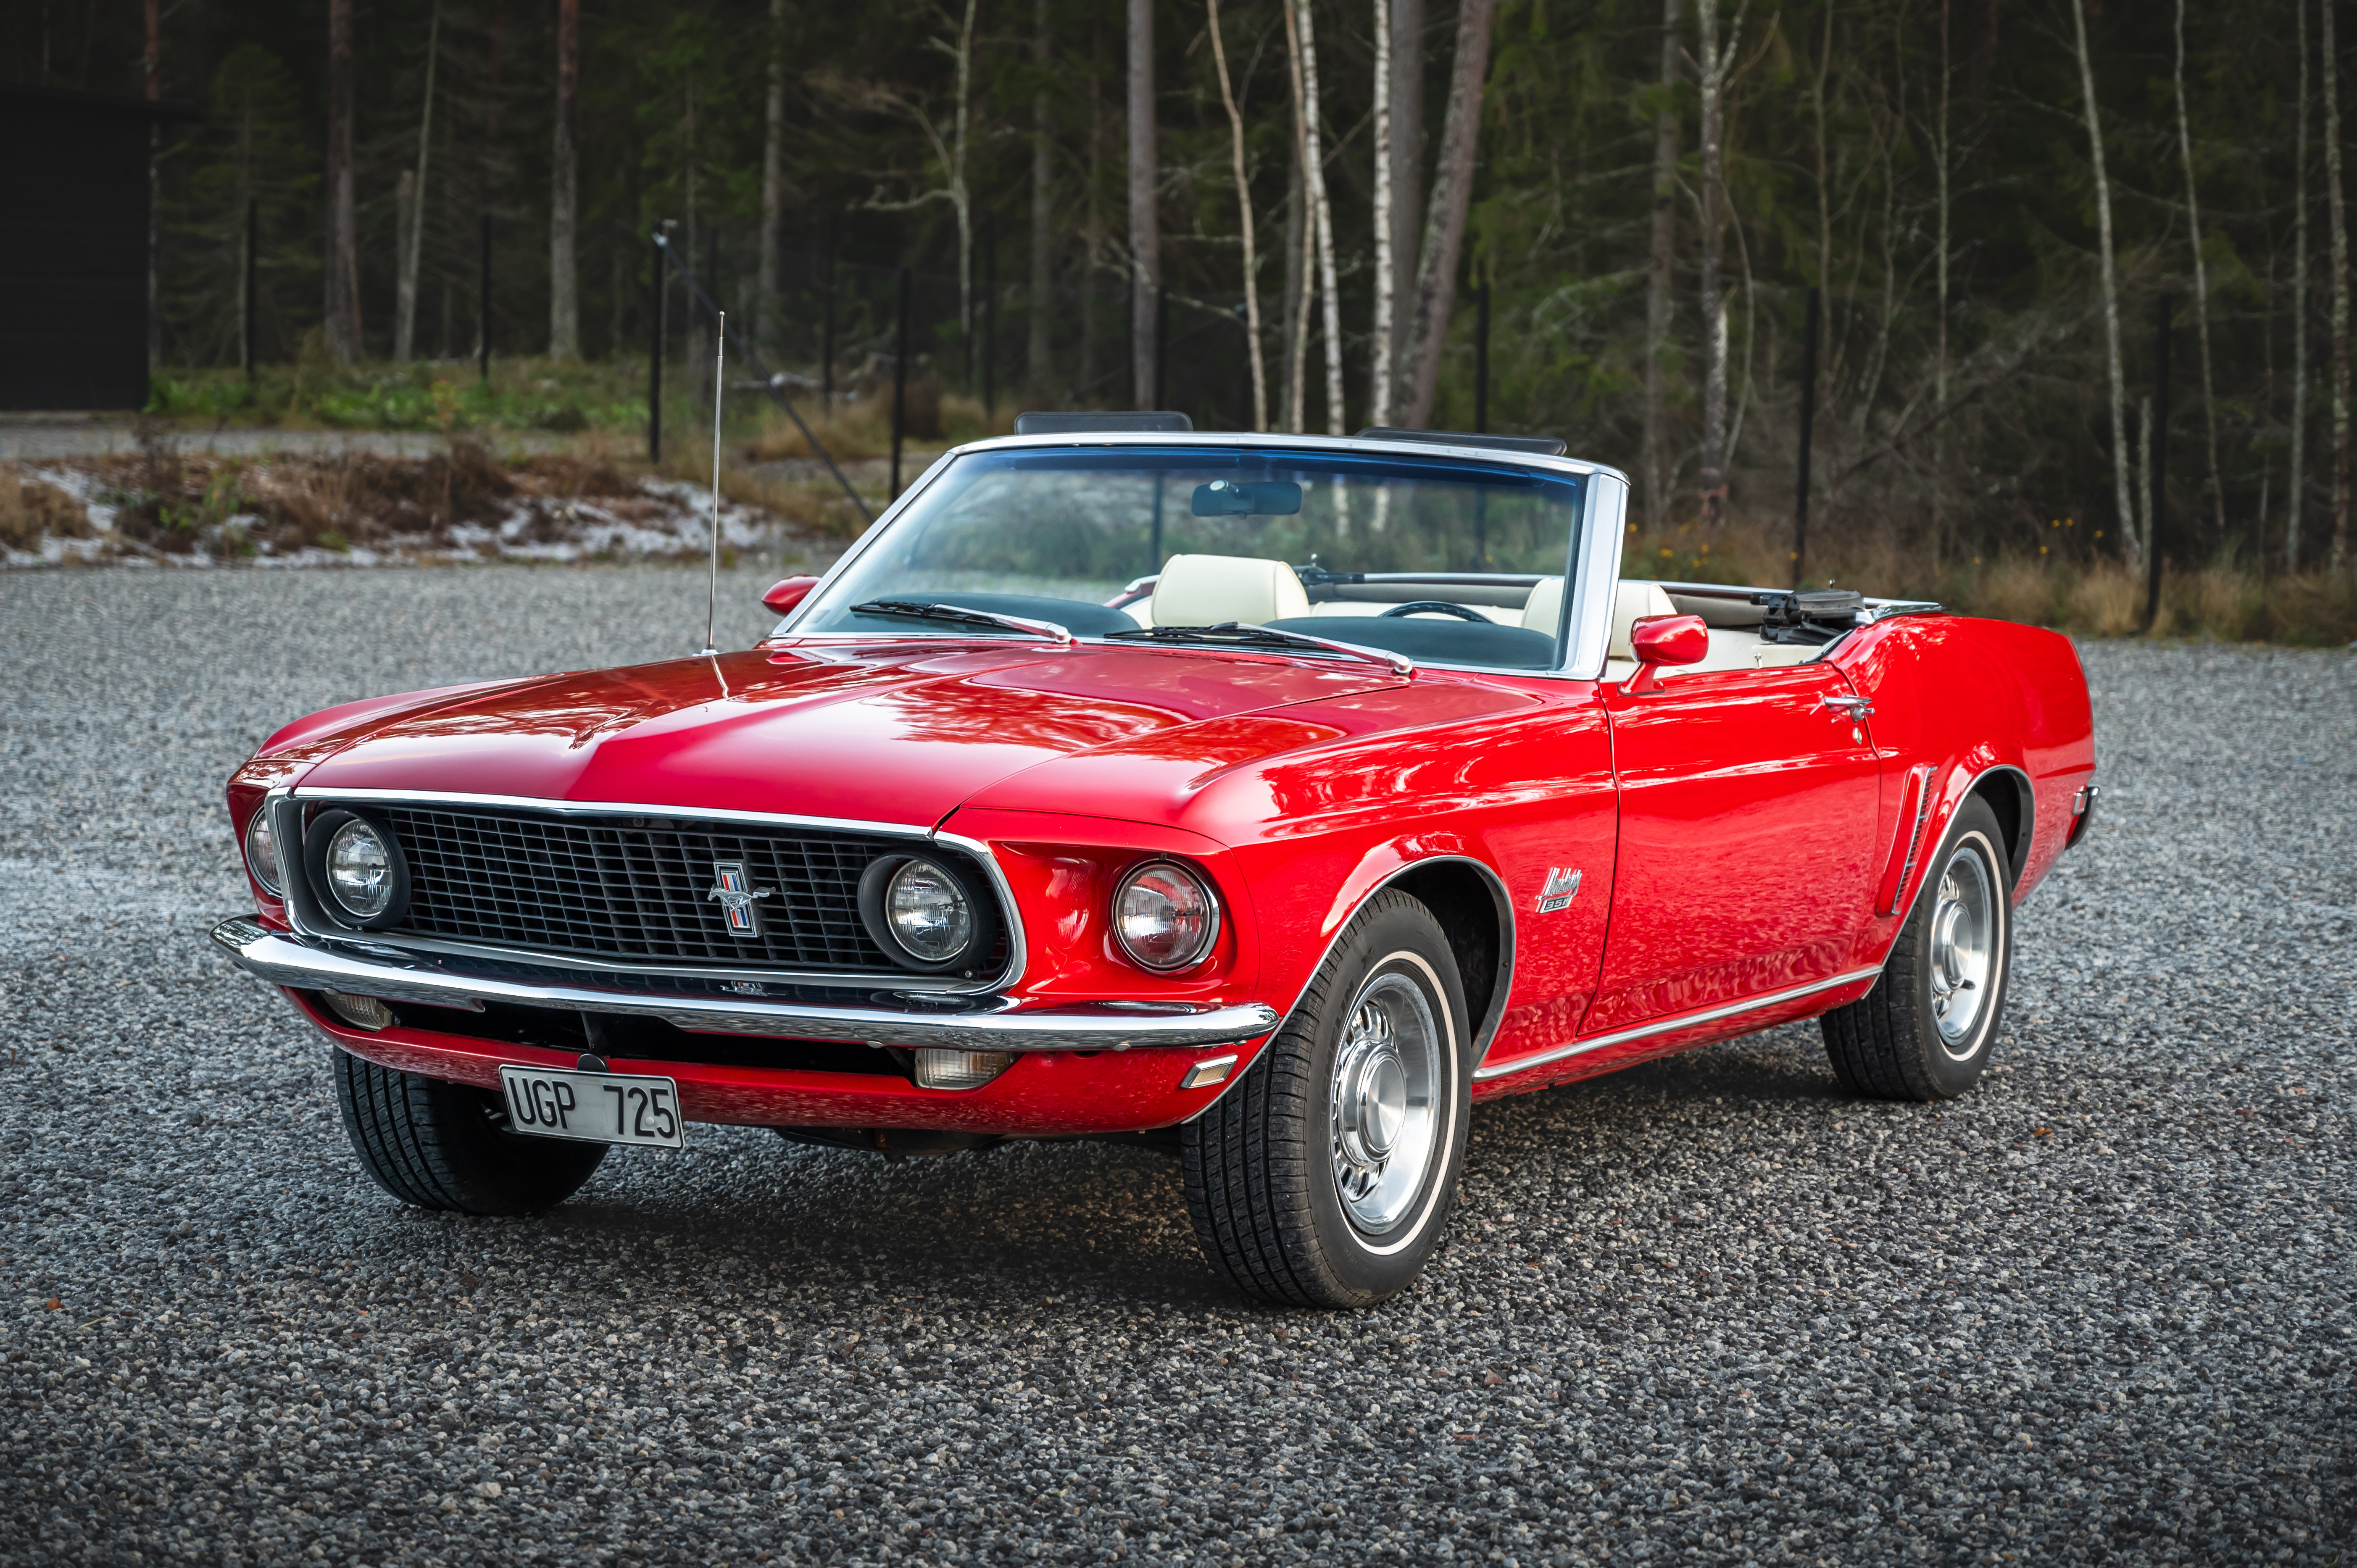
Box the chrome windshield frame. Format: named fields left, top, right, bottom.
left=765, top=432, right=1631, bottom=684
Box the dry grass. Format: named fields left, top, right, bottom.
left=0, top=469, right=89, bottom=550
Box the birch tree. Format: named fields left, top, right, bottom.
left=2324, top=0, right=2352, bottom=571
left=549, top=0, right=578, bottom=360
left=1028, top=0, right=1053, bottom=385
left=758, top=0, right=787, bottom=354
left=2291, top=0, right=2312, bottom=570
left=1397, top=0, right=1499, bottom=427
left=1291, top=0, right=1347, bottom=434
left=1693, top=0, right=1743, bottom=526
left=1128, top=0, right=1159, bottom=405
left=1641, top=0, right=1684, bottom=529
left=2070, top=0, right=2139, bottom=569
left=1207, top=0, right=1269, bottom=430
left=2172, top=0, right=2224, bottom=543
left=1368, top=0, right=1397, bottom=429
left=325, top=0, right=361, bottom=365
left=1387, top=0, right=1425, bottom=390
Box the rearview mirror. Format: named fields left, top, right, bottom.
left=763, top=576, right=822, bottom=617
left=1626, top=613, right=1709, bottom=692
left=1191, top=480, right=1303, bottom=517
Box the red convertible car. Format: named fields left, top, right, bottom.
left=213, top=421, right=2096, bottom=1308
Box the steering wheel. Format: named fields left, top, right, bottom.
left=1379, top=600, right=1491, bottom=622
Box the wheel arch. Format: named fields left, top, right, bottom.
left=1968, top=763, right=2036, bottom=887
left=1183, top=853, right=1514, bottom=1124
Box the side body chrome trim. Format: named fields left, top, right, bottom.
left=210, top=917, right=1277, bottom=1054
left=1470, top=965, right=1885, bottom=1083
left=268, top=787, right=1029, bottom=996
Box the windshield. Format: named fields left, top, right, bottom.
left=788, top=446, right=1588, bottom=671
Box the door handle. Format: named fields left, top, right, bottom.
left=1820, top=693, right=1874, bottom=719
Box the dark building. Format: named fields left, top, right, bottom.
left=0, top=84, right=200, bottom=412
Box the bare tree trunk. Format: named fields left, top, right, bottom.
left=951, top=0, right=978, bottom=360
left=2325, top=0, right=2352, bottom=571
left=1082, top=11, right=1104, bottom=398
left=1396, top=0, right=1499, bottom=428
left=758, top=0, right=786, bottom=355
left=1029, top=0, right=1053, bottom=386
left=145, top=0, right=159, bottom=373
left=1641, top=0, right=1684, bottom=529
left=1387, top=0, right=1424, bottom=391
left=2069, top=0, right=2138, bottom=568
left=1293, top=0, right=1347, bottom=434
left=1207, top=0, right=1268, bottom=430
left=398, top=5, right=442, bottom=364
left=1932, top=0, right=1949, bottom=563
left=2292, top=0, right=2312, bottom=570
left=1368, top=0, right=1396, bottom=428
left=2171, top=0, right=2224, bottom=545
left=1283, top=136, right=1308, bottom=431
left=1127, top=0, right=1159, bottom=406
left=1695, top=0, right=1741, bottom=525
left=326, top=0, right=362, bottom=365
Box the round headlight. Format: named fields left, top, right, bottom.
left=857, top=854, right=996, bottom=973
left=325, top=818, right=395, bottom=919
left=885, top=859, right=973, bottom=962
left=243, top=806, right=282, bottom=895
left=1113, top=861, right=1220, bottom=972
left=302, top=808, right=410, bottom=929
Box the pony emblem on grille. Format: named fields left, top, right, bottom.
left=707, top=860, right=777, bottom=937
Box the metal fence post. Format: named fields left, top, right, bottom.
left=891, top=266, right=911, bottom=500
left=649, top=233, right=665, bottom=465
left=2146, top=293, right=2172, bottom=631
left=1474, top=280, right=1491, bottom=434
left=478, top=213, right=492, bottom=383
left=1153, top=284, right=1168, bottom=410
left=1795, top=285, right=1820, bottom=589
left=822, top=213, right=837, bottom=404
left=242, top=198, right=258, bottom=381
left=983, top=213, right=998, bottom=424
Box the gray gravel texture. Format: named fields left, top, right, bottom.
left=1, top=568, right=2351, bottom=1567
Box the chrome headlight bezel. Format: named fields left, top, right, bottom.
left=242, top=805, right=283, bottom=896
left=1111, top=860, right=1222, bottom=973
left=301, top=808, right=411, bottom=931
left=856, top=852, right=999, bottom=974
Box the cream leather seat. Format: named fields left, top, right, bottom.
left=1520, top=576, right=1566, bottom=634
left=1148, top=554, right=1311, bottom=627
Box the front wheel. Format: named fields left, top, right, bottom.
left=1822, top=795, right=2015, bottom=1101
left=1182, top=890, right=1473, bottom=1308
left=334, top=1048, right=607, bottom=1215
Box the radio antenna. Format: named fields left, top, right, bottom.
left=701, top=310, right=725, bottom=657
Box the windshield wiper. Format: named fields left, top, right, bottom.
left=849, top=599, right=1074, bottom=647
left=1104, top=622, right=1413, bottom=676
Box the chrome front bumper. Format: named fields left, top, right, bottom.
left=209, top=916, right=1279, bottom=1054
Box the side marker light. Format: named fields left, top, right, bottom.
left=1179, top=1053, right=1239, bottom=1091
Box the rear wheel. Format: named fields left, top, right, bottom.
left=333, top=1049, right=606, bottom=1215
left=1822, top=795, right=2014, bottom=1101
left=1182, top=891, right=1472, bottom=1308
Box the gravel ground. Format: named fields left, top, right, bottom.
left=1, top=568, right=2351, bottom=1567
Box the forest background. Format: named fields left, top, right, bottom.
left=8, top=0, right=2357, bottom=641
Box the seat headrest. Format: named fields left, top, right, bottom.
left=1520, top=576, right=1565, bottom=634
left=1149, top=554, right=1311, bottom=628
left=1609, top=580, right=1679, bottom=659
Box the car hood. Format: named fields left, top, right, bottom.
left=289, top=640, right=1410, bottom=829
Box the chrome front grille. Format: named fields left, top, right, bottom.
left=367, top=805, right=992, bottom=976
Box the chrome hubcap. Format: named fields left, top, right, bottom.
left=1330, top=970, right=1441, bottom=1235
left=1928, top=844, right=1996, bottom=1055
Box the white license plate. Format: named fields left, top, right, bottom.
left=498, top=1066, right=685, bottom=1149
